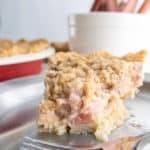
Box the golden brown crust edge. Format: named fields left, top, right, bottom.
left=87, top=50, right=147, bottom=63
left=122, top=50, right=148, bottom=63
left=52, top=50, right=147, bottom=63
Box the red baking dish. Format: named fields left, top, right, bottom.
left=0, top=48, right=55, bottom=82
left=0, top=60, right=42, bottom=81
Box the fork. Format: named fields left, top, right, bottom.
left=20, top=136, right=78, bottom=150
left=20, top=132, right=150, bottom=150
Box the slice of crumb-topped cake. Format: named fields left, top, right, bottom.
left=38, top=50, right=147, bottom=141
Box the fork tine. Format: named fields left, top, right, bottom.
left=21, top=136, right=79, bottom=150
left=21, top=141, right=50, bottom=150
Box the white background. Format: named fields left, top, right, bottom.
left=0, top=0, right=93, bottom=41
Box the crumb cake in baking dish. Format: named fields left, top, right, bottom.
left=0, top=39, right=50, bottom=57
left=38, top=50, right=147, bottom=141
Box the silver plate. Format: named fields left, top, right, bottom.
left=0, top=75, right=150, bottom=150
left=145, top=73, right=150, bottom=83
